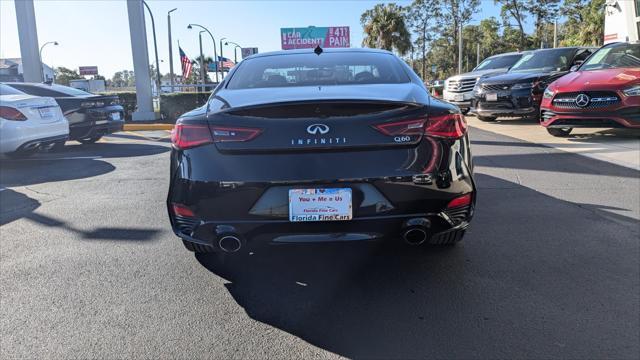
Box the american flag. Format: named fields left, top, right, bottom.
left=179, top=47, right=192, bottom=79
left=218, top=56, right=235, bottom=70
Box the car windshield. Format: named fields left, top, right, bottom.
left=509, top=48, right=576, bottom=73
left=474, top=54, right=522, bottom=71
left=226, top=51, right=411, bottom=89
left=0, top=84, right=25, bottom=95
left=580, top=43, right=640, bottom=70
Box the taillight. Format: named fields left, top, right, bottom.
left=425, top=113, right=467, bottom=139
left=171, top=203, right=195, bottom=217
left=171, top=123, right=213, bottom=150
left=0, top=106, right=27, bottom=121
left=446, top=193, right=473, bottom=209
left=374, top=113, right=467, bottom=140
left=373, top=119, right=425, bottom=136
left=210, top=126, right=262, bottom=142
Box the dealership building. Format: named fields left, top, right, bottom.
left=0, top=58, right=55, bottom=83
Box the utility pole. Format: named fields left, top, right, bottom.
left=553, top=19, right=558, bottom=48
left=198, top=31, right=205, bottom=92
left=458, top=24, right=463, bottom=74
left=477, top=43, right=480, bottom=67
left=167, top=8, right=177, bottom=92
left=220, top=38, right=226, bottom=79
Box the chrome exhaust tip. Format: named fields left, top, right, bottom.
left=403, top=228, right=428, bottom=245
left=218, top=235, right=242, bottom=253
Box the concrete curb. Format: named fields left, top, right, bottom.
left=123, top=124, right=174, bottom=131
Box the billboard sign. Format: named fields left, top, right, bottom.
left=280, top=26, right=350, bottom=50
left=241, top=47, right=259, bottom=58
left=79, top=66, right=98, bottom=76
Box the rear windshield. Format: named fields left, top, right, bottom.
left=227, top=52, right=411, bottom=89
left=0, top=84, right=25, bottom=95
left=475, top=54, right=523, bottom=71
left=510, top=48, right=576, bottom=72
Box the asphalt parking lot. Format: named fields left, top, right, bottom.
left=1, top=126, right=639, bottom=358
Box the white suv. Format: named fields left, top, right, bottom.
left=443, top=52, right=526, bottom=113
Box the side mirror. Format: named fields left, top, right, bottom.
left=570, top=65, right=580, bottom=72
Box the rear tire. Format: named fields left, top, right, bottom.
left=477, top=115, right=496, bottom=122
left=182, top=240, right=215, bottom=253
left=461, top=108, right=470, bottom=115
left=78, top=136, right=102, bottom=144
left=547, top=127, right=573, bottom=137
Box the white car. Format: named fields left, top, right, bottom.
left=0, top=84, right=69, bottom=158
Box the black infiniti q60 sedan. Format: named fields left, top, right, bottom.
left=168, top=48, right=476, bottom=254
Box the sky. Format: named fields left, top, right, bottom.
left=0, top=0, right=520, bottom=78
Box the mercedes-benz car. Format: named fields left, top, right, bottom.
left=540, top=42, right=640, bottom=137
left=471, top=47, right=595, bottom=121
left=0, top=84, right=68, bottom=158
left=167, top=48, right=476, bottom=254
left=5, top=83, right=124, bottom=144
left=443, top=52, right=526, bottom=114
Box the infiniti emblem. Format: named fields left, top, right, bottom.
left=307, top=123, right=330, bottom=135
left=575, top=93, right=590, bottom=107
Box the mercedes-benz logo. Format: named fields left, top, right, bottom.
left=575, top=93, right=590, bottom=107
left=306, top=124, right=330, bottom=135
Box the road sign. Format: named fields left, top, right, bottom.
left=241, top=47, right=259, bottom=58
left=79, top=66, right=98, bottom=76
left=280, top=26, right=350, bottom=50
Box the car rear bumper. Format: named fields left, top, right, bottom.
left=0, top=119, right=69, bottom=153
left=540, top=107, right=640, bottom=129
left=70, top=119, right=124, bottom=140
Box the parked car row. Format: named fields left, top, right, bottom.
left=0, top=82, right=124, bottom=157
left=444, top=42, right=640, bottom=137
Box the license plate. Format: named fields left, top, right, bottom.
left=454, top=94, right=464, bottom=102
left=38, top=107, right=54, bottom=118
left=486, top=93, right=498, bottom=102
left=289, top=188, right=352, bottom=222
left=110, top=112, right=121, bottom=121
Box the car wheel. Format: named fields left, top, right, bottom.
left=547, top=127, right=573, bottom=137
left=182, top=240, right=215, bottom=253
left=78, top=136, right=103, bottom=144
left=477, top=115, right=496, bottom=122
left=5, top=148, right=37, bottom=159
left=461, top=108, right=470, bottom=115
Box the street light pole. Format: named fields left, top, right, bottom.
left=187, top=24, right=218, bottom=83
left=39, top=41, right=58, bottom=82
left=142, top=0, right=161, bottom=97
left=225, top=41, right=241, bottom=63
left=220, top=37, right=227, bottom=78
left=167, top=8, right=177, bottom=92
left=199, top=31, right=205, bottom=92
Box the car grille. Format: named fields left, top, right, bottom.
left=541, top=110, right=556, bottom=122
left=552, top=91, right=620, bottom=109
left=482, top=83, right=512, bottom=91
left=174, top=215, right=199, bottom=235
left=447, top=78, right=477, bottom=92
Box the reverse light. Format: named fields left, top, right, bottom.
left=210, top=126, right=262, bottom=142
left=446, top=193, right=473, bottom=209
left=0, top=106, right=27, bottom=121
left=171, top=123, right=213, bottom=150
left=171, top=203, right=195, bottom=217
left=622, top=85, right=640, bottom=96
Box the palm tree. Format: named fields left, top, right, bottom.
left=361, top=3, right=412, bottom=55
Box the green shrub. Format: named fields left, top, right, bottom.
left=160, top=92, right=211, bottom=123
left=98, top=91, right=211, bottom=123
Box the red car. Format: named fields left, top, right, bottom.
left=540, top=42, right=640, bottom=137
